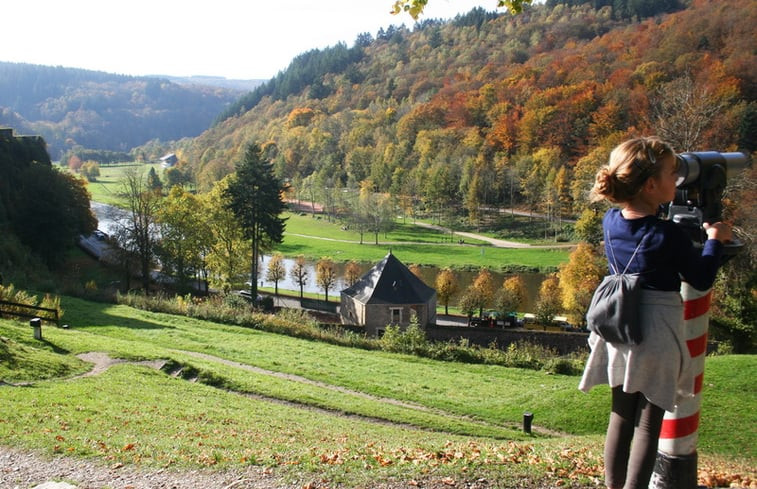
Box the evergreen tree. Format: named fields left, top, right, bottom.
left=147, top=167, right=163, bottom=193
left=224, top=143, right=287, bottom=299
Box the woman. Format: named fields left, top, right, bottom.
left=578, top=136, right=732, bottom=489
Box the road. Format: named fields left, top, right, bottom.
left=412, top=221, right=574, bottom=249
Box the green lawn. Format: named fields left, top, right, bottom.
left=84, top=162, right=161, bottom=205
left=1, top=297, right=753, bottom=486
left=280, top=212, right=570, bottom=271
left=83, top=166, right=572, bottom=271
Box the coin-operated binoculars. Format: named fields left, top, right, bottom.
left=651, top=151, right=749, bottom=489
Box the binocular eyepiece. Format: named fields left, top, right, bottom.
left=668, top=151, right=750, bottom=252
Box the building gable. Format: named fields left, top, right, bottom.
left=341, top=252, right=435, bottom=305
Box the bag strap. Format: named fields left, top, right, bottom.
left=607, top=227, right=651, bottom=276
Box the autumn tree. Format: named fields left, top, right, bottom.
left=343, top=189, right=371, bottom=244
left=356, top=183, right=395, bottom=245
left=67, top=154, right=83, bottom=172
left=224, top=142, right=287, bottom=300
left=534, top=274, right=562, bottom=327
left=391, top=0, right=531, bottom=19
left=316, top=257, right=337, bottom=302
left=164, top=166, right=192, bottom=189
left=266, top=253, right=287, bottom=296
left=711, top=165, right=756, bottom=351
left=114, top=168, right=161, bottom=293
left=202, top=176, right=249, bottom=293
left=156, top=186, right=209, bottom=292
left=290, top=254, right=310, bottom=299
left=458, top=287, right=481, bottom=325
left=464, top=171, right=483, bottom=227
left=80, top=160, right=100, bottom=182
left=559, top=242, right=604, bottom=326
left=495, top=275, right=528, bottom=318
left=472, top=268, right=496, bottom=317
left=344, top=260, right=362, bottom=287
left=574, top=207, right=604, bottom=245
left=435, top=268, right=459, bottom=315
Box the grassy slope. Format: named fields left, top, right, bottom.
left=1, top=296, right=754, bottom=486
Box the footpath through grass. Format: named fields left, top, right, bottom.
left=1, top=296, right=754, bottom=487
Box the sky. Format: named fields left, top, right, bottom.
left=3, top=0, right=501, bottom=81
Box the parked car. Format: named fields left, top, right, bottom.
left=236, top=290, right=262, bottom=302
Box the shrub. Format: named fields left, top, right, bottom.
left=40, top=293, right=64, bottom=320
left=0, top=284, right=64, bottom=321
left=380, top=314, right=430, bottom=355
left=116, top=291, right=582, bottom=374
left=711, top=315, right=755, bottom=353
left=544, top=357, right=581, bottom=375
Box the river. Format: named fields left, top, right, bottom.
left=90, top=202, right=544, bottom=309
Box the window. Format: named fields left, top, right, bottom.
left=390, top=307, right=402, bottom=324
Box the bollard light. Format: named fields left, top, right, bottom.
left=30, top=317, right=42, bottom=340
left=523, top=412, right=533, bottom=434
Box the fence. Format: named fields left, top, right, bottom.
left=0, top=300, right=60, bottom=326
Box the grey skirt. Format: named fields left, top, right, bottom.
left=578, top=290, right=695, bottom=412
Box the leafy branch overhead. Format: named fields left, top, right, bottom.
left=391, top=0, right=531, bottom=19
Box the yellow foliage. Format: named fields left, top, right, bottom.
left=558, top=242, right=604, bottom=325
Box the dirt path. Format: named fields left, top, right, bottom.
left=0, top=445, right=293, bottom=489
left=72, top=352, right=167, bottom=378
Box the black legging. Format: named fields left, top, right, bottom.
left=604, top=386, right=666, bottom=489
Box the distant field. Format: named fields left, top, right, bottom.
left=280, top=212, right=570, bottom=271
left=85, top=169, right=572, bottom=271
left=84, top=162, right=161, bottom=205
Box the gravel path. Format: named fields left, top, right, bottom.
left=0, top=445, right=295, bottom=489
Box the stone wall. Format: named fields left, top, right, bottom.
left=426, top=325, right=590, bottom=355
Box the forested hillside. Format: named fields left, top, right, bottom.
left=182, top=0, right=754, bottom=225
left=0, top=63, right=243, bottom=159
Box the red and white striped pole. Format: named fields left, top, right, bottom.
left=650, top=283, right=712, bottom=489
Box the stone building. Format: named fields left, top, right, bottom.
left=340, top=252, right=437, bottom=335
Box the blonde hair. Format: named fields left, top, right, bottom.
left=590, top=136, right=675, bottom=204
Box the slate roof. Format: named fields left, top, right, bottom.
left=341, top=252, right=435, bottom=305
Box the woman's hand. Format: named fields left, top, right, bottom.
left=703, top=222, right=733, bottom=243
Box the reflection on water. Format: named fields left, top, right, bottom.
left=91, top=201, right=125, bottom=236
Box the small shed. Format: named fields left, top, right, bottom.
left=340, top=252, right=437, bottom=336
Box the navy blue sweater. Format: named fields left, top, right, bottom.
left=602, top=208, right=723, bottom=292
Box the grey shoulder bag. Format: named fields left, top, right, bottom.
left=585, top=229, right=650, bottom=345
